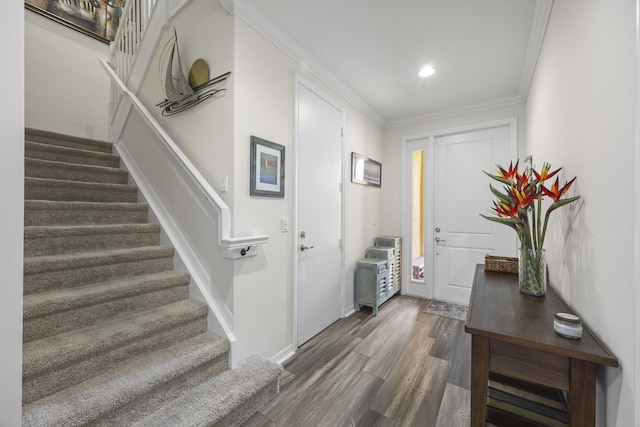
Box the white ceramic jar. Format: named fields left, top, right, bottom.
left=554, top=312, right=583, bottom=339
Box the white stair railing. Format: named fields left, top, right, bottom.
left=110, top=0, right=157, bottom=89
left=106, top=0, right=269, bottom=255
left=102, top=0, right=269, bottom=362
left=100, top=57, right=269, bottom=255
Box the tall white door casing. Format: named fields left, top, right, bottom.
left=296, top=81, right=343, bottom=346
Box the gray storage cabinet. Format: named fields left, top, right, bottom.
left=365, top=246, right=396, bottom=295
left=355, top=258, right=391, bottom=316
left=374, top=236, right=402, bottom=294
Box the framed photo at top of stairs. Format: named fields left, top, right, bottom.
left=25, top=0, right=125, bottom=43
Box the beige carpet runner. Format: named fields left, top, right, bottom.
left=22, top=128, right=281, bottom=426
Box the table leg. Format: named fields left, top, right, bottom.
left=470, top=335, right=489, bottom=427
left=567, top=358, right=596, bottom=427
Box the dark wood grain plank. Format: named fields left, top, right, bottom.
left=448, top=321, right=471, bottom=389
left=241, top=411, right=276, bottom=427
left=355, top=408, right=397, bottom=427
left=369, top=327, right=435, bottom=419
left=435, top=383, right=471, bottom=427
left=396, top=356, right=451, bottom=426
left=353, top=308, right=416, bottom=358
left=362, top=317, right=427, bottom=379
left=245, top=296, right=471, bottom=427
left=285, top=315, right=364, bottom=377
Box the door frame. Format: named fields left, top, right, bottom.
left=292, top=75, right=346, bottom=348
left=401, top=117, right=518, bottom=300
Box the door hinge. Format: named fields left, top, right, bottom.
left=341, top=127, right=344, bottom=138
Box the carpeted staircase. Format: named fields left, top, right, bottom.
left=22, top=128, right=282, bottom=426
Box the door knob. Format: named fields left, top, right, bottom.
left=435, top=237, right=446, bottom=243
left=300, top=244, right=314, bottom=251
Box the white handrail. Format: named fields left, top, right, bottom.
left=99, top=57, right=269, bottom=254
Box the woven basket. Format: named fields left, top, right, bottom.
left=485, top=255, right=519, bottom=275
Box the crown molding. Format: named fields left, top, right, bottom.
left=217, top=0, right=234, bottom=15
left=227, top=0, right=386, bottom=127
left=385, top=95, right=526, bottom=129
left=519, top=0, right=554, bottom=98
left=221, top=0, right=551, bottom=130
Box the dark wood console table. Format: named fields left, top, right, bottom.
left=465, top=265, right=618, bottom=426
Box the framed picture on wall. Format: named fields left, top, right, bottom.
left=250, top=136, right=285, bottom=198
left=25, top=0, right=125, bottom=44
left=351, top=152, right=381, bottom=187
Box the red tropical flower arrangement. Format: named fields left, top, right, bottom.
left=482, top=160, right=581, bottom=252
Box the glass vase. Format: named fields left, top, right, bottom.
left=519, top=248, right=547, bottom=296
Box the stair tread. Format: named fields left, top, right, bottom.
left=25, top=157, right=126, bottom=175
left=26, top=140, right=120, bottom=160
left=23, top=299, right=209, bottom=379
left=25, top=199, right=148, bottom=211
left=131, top=355, right=282, bottom=427
left=24, top=271, right=190, bottom=319
left=24, top=245, right=175, bottom=275
left=22, top=332, right=230, bottom=427
left=25, top=128, right=113, bottom=153
left=25, top=177, right=138, bottom=193
left=24, top=223, right=161, bottom=238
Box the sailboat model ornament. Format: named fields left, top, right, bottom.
left=156, top=27, right=230, bottom=116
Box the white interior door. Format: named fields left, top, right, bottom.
left=433, top=125, right=516, bottom=304
left=296, top=81, right=343, bottom=346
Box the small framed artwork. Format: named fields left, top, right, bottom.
left=25, top=0, right=125, bottom=44
left=351, top=152, right=382, bottom=187
left=250, top=136, right=285, bottom=198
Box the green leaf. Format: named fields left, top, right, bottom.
left=483, top=171, right=513, bottom=186
left=489, top=184, right=513, bottom=204
left=479, top=213, right=520, bottom=226
left=549, top=195, right=581, bottom=211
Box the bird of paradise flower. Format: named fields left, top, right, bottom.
left=481, top=160, right=581, bottom=251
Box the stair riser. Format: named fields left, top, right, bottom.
left=23, top=315, right=208, bottom=405
left=25, top=184, right=138, bottom=203
left=219, top=379, right=280, bottom=427
left=24, top=257, right=174, bottom=294
left=25, top=230, right=160, bottom=257
left=26, top=144, right=120, bottom=168
left=24, top=286, right=189, bottom=342
left=26, top=129, right=113, bottom=153
left=91, top=354, right=229, bottom=426
left=25, top=160, right=128, bottom=184
left=25, top=207, right=148, bottom=226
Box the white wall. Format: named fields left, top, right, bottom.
left=136, top=0, right=236, bottom=209
left=381, top=103, right=527, bottom=238
left=526, top=1, right=636, bottom=425
left=1, top=3, right=24, bottom=426
left=25, top=10, right=109, bottom=140
left=232, top=18, right=384, bottom=362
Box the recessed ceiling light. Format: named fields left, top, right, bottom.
left=419, top=65, right=435, bottom=77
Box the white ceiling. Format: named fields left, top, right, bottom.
left=231, top=0, right=552, bottom=128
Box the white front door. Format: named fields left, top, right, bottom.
left=296, top=81, right=343, bottom=346
left=433, top=125, right=516, bottom=304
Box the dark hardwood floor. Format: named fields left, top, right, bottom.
left=243, top=295, right=471, bottom=427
